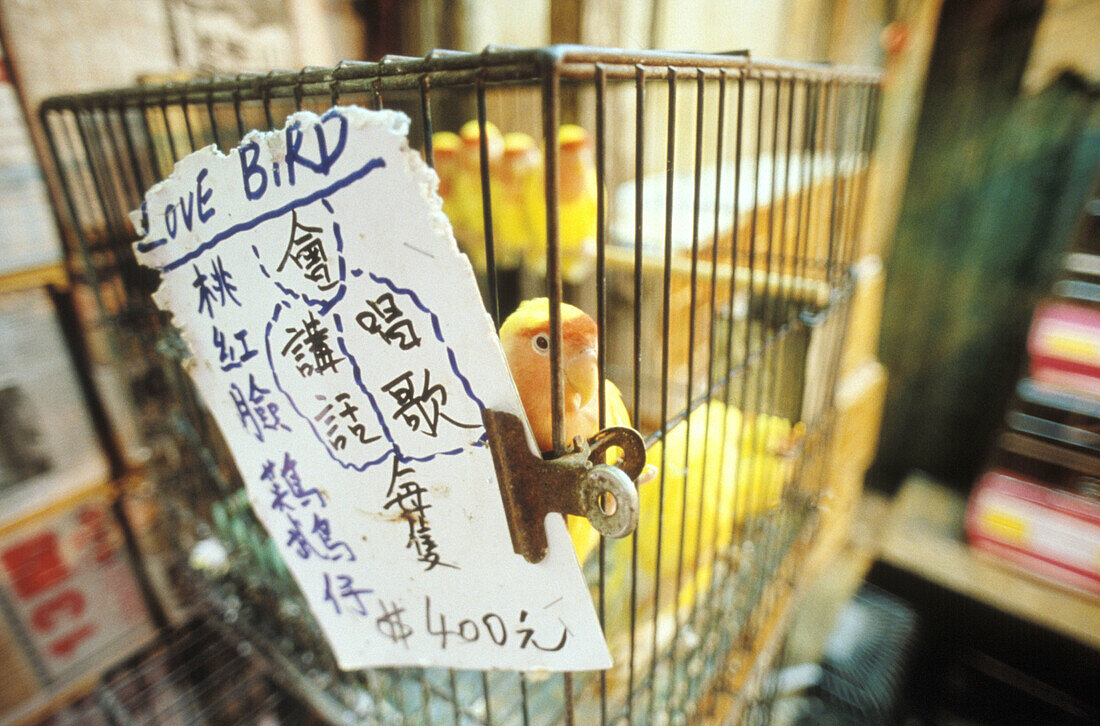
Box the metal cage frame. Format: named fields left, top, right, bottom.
left=40, top=45, right=881, bottom=725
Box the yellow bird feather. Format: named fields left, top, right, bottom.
left=453, top=120, right=504, bottom=273
left=523, top=125, right=597, bottom=283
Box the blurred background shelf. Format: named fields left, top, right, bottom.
left=0, top=667, right=103, bottom=726
left=878, top=476, right=1100, bottom=650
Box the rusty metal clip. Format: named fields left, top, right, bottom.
left=481, top=409, right=646, bottom=564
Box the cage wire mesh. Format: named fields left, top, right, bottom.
left=40, top=46, right=880, bottom=725
left=93, top=618, right=323, bottom=725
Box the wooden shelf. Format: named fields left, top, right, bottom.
left=0, top=465, right=112, bottom=539
left=0, top=671, right=100, bottom=726
left=0, top=263, right=67, bottom=295
left=878, top=476, right=1100, bottom=651
left=0, top=625, right=161, bottom=726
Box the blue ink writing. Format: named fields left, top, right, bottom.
left=261, top=453, right=324, bottom=508
left=214, top=327, right=258, bottom=371
left=284, top=113, right=348, bottom=186
left=240, top=141, right=267, bottom=201
left=194, top=255, right=240, bottom=319
left=229, top=374, right=289, bottom=442
left=323, top=573, right=373, bottom=616
left=163, top=167, right=218, bottom=239
left=196, top=168, right=215, bottom=223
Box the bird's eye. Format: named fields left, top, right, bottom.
left=532, top=333, right=550, bottom=354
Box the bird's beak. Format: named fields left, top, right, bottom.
left=564, top=346, right=599, bottom=409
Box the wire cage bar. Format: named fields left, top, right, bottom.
left=40, top=45, right=880, bottom=725
left=92, top=618, right=322, bottom=725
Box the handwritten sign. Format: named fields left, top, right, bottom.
left=130, top=107, right=610, bottom=671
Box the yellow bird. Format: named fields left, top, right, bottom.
left=497, top=132, right=544, bottom=270
left=455, top=120, right=504, bottom=274
left=635, top=401, right=802, bottom=616
left=589, top=399, right=801, bottom=662
left=499, top=298, right=634, bottom=561
left=524, top=125, right=597, bottom=283
left=498, top=299, right=801, bottom=618
left=430, top=131, right=465, bottom=240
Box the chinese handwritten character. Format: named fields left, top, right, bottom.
left=193, top=255, right=240, bottom=318
left=516, top=610, right=569, bottom=652
left=282, top=311, right=344, bottom=377
left=314, top=392, right=381, bottom=451
left=277, top=209, right=337, bottom=291
left=383, top=458, right=456, bottom=572
left=381, top=369, right=479, bottom=437
left=229, top=374, right=290, bottom=442
left=323, top=573, right=373, bottom=616
left=285, top=515, right=321, bottom=560
left=311, top=514, right=355, bottom=561
left=214, top=327, right=257, bottom=371
left=270, top=481, right=294, bottom=512
left=285, top=514, right=354, bottom=562
left=356, top=292, right=421, bottom=350
left=260, top=453, right=324, bottom=508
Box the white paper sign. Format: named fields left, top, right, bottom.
left=131, top=106, right=610, bottom=671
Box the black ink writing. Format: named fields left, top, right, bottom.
left=313, top=392, right=381, bottom=451
left=383, top=458, right=456, bottom=572
left=422, top=597, right=569, bottom=652
left=356, top=292, right=421, bottom=350
left=278, top=210, right=338, bottom=292
left=516, top=609, right=569, bottom=652
left=281, top=311, right=344, bottom=377
left=381, top=369, right=479, bottom=437
left=376, top=600, right=414, bottom=647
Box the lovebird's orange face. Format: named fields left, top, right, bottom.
left=500, top=299, right=600, bottom=451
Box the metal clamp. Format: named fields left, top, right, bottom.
left=481, top=409, right=646, bottom=564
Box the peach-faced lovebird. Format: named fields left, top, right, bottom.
left=499, top=297, right=630, bottom=452
left=499, top=297, right=636, bottom=561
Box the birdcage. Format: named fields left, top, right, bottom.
left=40, top=46, right=880, bottom=725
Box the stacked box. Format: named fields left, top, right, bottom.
left=0, top=50, right=63, bottom=276
left=0, top=289, right=108, bottom=502
left=0, top=484, right=157, bottom=720
left=0, top=289, right=109, bottom=514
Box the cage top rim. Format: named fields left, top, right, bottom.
left=39, top=44, right=881, bottom=113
